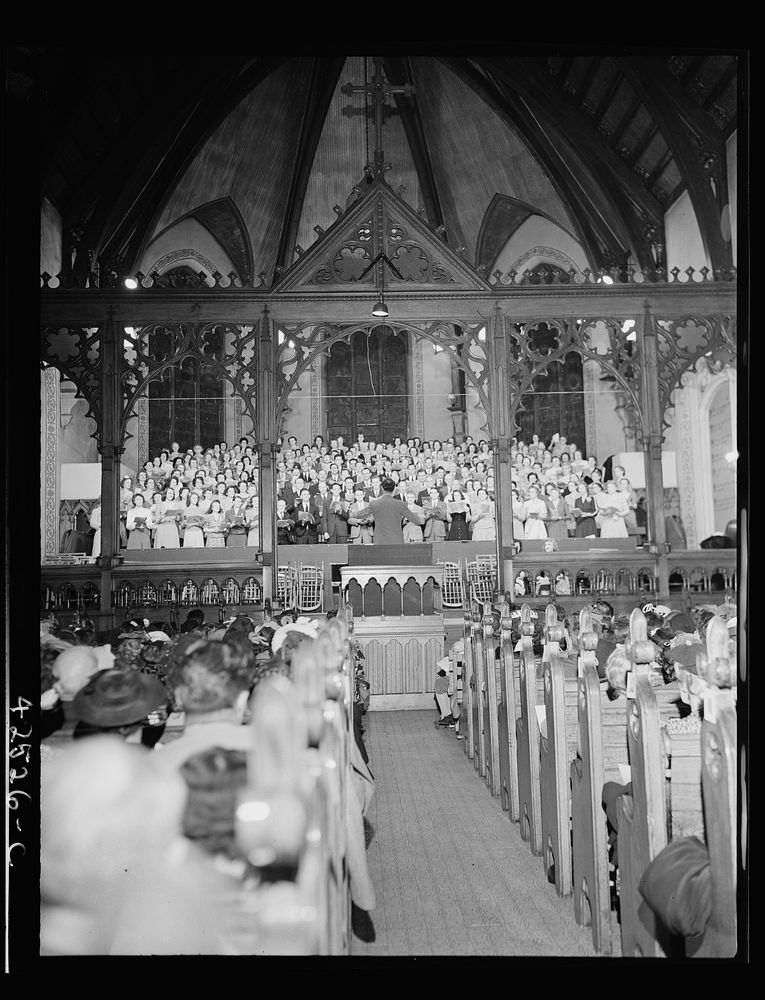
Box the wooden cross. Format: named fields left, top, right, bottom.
left=341, top=56, right=414, bottom=177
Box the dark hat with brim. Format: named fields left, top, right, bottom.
left=72, top=668, right=167, bottom=726
left=664, top=642, right=704, bottom=668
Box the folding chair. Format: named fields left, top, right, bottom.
left=277, top=562, right=297, bottom=610
left=439, top=561, right=465, bottom=608
left=466, top=559, right=495, bottom=606
left=297, top=562, right=324, bottom=613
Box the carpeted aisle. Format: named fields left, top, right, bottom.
left=351, top=709, right=604, bottom=958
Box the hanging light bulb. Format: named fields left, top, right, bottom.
left=372, top=298, right=388, bottom=318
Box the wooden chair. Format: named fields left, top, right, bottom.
left=439, top=561, right=465, bottom=608
left=467, top=558, right=495, bottom=605
left=277, top=562, right=297, bottom=610
left=297, top=562, right=324, bottom=613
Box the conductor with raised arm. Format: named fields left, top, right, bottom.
left=356, top=477, right=425, bottom=545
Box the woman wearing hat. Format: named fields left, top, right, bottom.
left=70, top=667, right=168, bottom=743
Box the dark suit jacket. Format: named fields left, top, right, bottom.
left=320, top=499, right=350, bottom=542
left=289, top=501, right=317, bottom=543
left=359, top=493, right=425, bottom=545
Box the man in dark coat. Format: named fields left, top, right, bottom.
left=289, top=488, right=318, bottom=544
left=356, top=478, right=425, bottom=545
left=320, top=483, right=350, bottom=543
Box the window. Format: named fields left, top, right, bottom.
left=325, top=326, right=408, bottom=443
left=148, top=325, right=224, bottom=454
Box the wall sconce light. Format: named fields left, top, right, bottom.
left=124, top=277, right=138, bottom=289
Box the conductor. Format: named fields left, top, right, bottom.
left=356, top=477, right=425, bottom=545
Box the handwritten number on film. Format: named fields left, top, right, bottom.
left=8, top=697, right=32, bottom=866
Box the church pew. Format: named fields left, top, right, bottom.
left=632, top=617, right=735, bottom=959
left=616, top=608, right=672, bottom=958
left=571, top=609, right=613, bottom=954
left=236, top=606, right=357, bottom=954
left=515, top=604, right=543, bottom=855
left=497, top=611, right=520, bottom=820
left=569, top=610, right=686, bottom=955
left=481, top=603, right=502, bottom=797
left=462, top=608, right=476, bottom=761
left=538, top=604, right=573, bottom=896
left=693, top=616, right=737, bottom=957
left=471, top=608, right=487, bottom=775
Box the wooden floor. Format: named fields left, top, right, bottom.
left=351, top=709, right=613, bottom=959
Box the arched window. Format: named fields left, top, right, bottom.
left=325, top=326, right=408, bottom=443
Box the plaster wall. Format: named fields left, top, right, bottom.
left=137, top=217, right=236, bottom=279
left=665, top=190, right=710, bottom=275
left=40, top=197, right=62, bottom=279
left=726, top=131, right=737, bottom=265
left=493, top=214, right=589, bottom=277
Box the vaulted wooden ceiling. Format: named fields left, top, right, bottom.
left=13, top=47, right=741, bottom=282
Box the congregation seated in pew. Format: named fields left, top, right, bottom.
left=40, top=601, right=376, bottom=954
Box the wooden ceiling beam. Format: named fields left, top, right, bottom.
left=610, top=93, right=641, bottom=147
left=439, top=57, right=636, bottom=270
left=615, top=57, right=731, bottom=270
left=703, top=61, right=738, bottom=109
left=576, top=55, right=601, bottom=106
left=627, top=122, right=659, bottom=168
left=383, top=56, right=446, bottom=232
left=273, top=56, right=346, bottom=273
left=556, top=56, right=574, bottom=85
left=476, top=56, right=663, bottom=224
left=645, top=147, right=673, bottom=191
left=592, top=65, right=623, bottom=125
left=637, top=55, right=728, bottom=155
left=680, top=55, right=707, bottom=84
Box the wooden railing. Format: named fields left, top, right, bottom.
left=39, top=549, right=736, bottom=630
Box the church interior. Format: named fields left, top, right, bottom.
left=11, top=47, right=747, bottom=961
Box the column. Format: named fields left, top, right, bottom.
left=41, top=367, right=60, bottom=561
left=638, top=307, right=669, bottom=594
left=489, top=305, right=514, bottom=595
left=98, top=307, right=122, bottom=616
left=257, top=307, right=276, bottom=602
